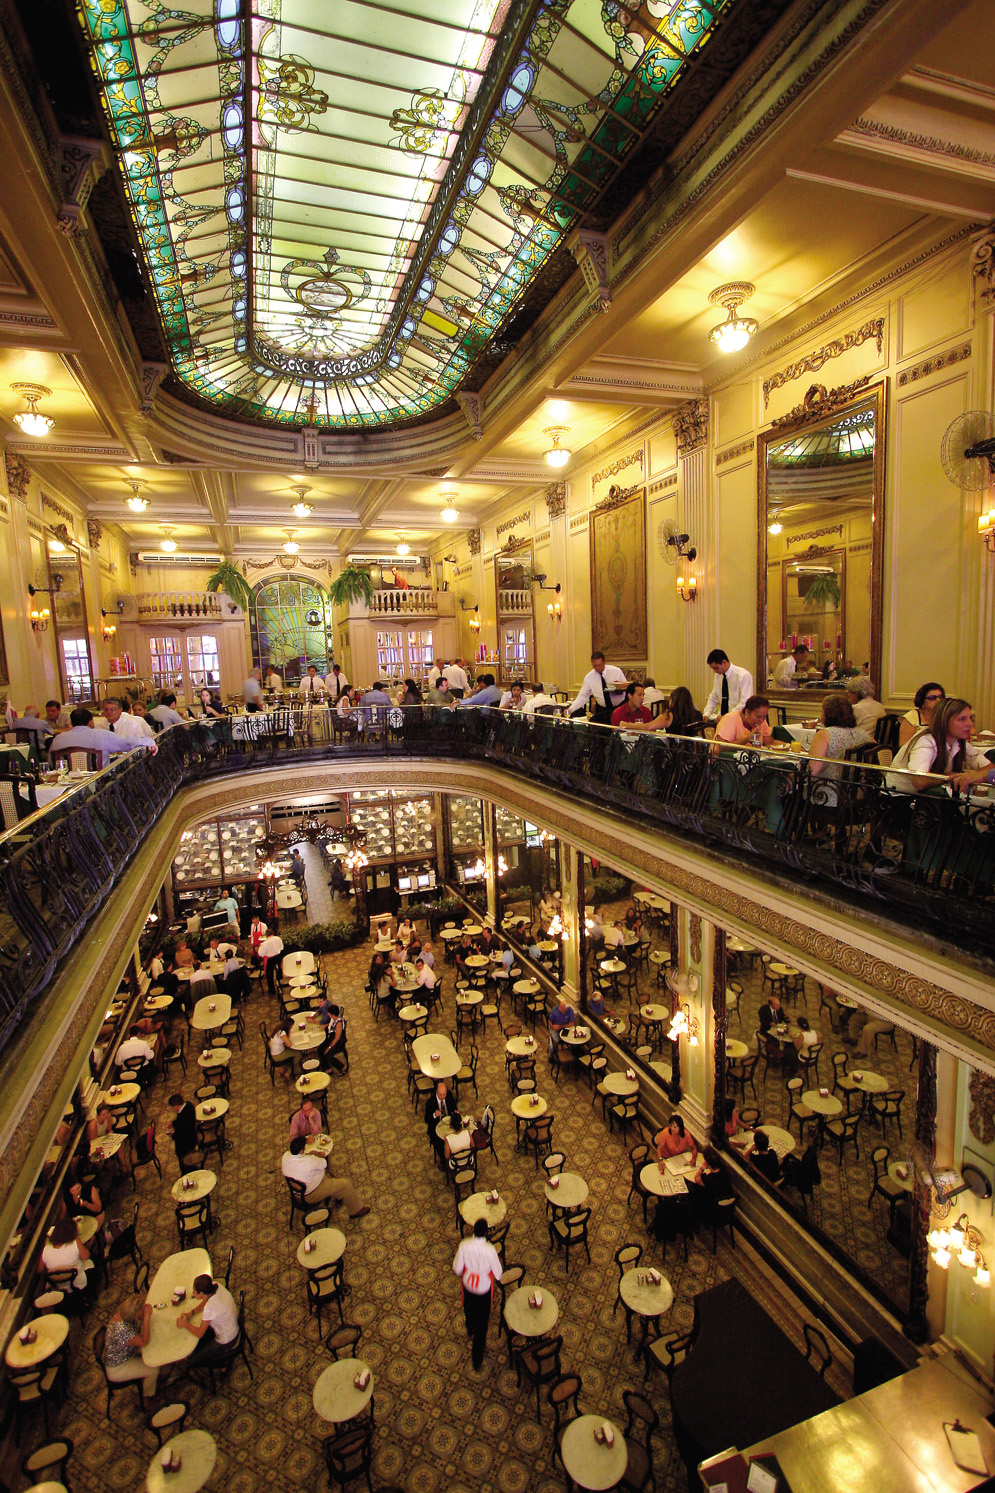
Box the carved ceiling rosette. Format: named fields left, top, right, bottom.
left=673, top=398, right=708, bottom=458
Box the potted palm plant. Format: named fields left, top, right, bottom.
left=329, top=563, right=374, bottom=608
left=206, top=558, right=253, bottom=614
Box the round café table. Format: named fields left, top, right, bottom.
left=888, top=1160, right=915, bottom=1193
left=313, top=1358, right=374, bottom=1424
left=197, top=1048, right=231, bottom=1069
left=558, top=1027, right=591, bottom=1049
left=849, top=1069, right=889, bottom=1096
left=439, top=928, right=464, bottom=944
left=5, top=1313, right=69, bottom=1369
left=287, top=974, right=316, bottom=989
left=296, top=1070, right=331, bottom=1096
left=459, top=1191, right=507, bottom=1230
left=803, top=1089, right=842, bottom=1116
left=463, top=924, right=483, bottom=936
left=511, top=1095, right=548, bottom=1121
left=538, top=940, right=559, bottom=956
left=91, top=1131, right=127, bottom=1165
left=639, top=1003, right=668, bottom=1023
left=599, top=959, right=626, bottom=975
left=99, top=1082, right=140, bottom=1107
left=506, top=1034, right=540, bottom=1058
left=602, top=1072, right=639, bottom=1097
left=543, top=1172, right=588, bottom=1211
left=304, top=1134, right=334, bottom=1159
left=194, top=1098, right=228, bottom=1124
left=616, top=928, right=639, bottom=948
left=620, top=1266, right=674, bottom=1320
left=288, top=1026, right=325, bottom=1053
left=464, top=955, right=489, bottom=970
left=649, top=951, right=671, bottom=966
left=375, top=940, right=394, bottom=954
left=455, top=990, right=482, bottom=1007
left=145, top=1429, right=217, bottom=1493
left=749, top=1124, right=795, bottom=1160
left=296, top=1226, right=346, bottom=1269
left=514, top=978, right=541, bottom=998
left=143, top=995, right=173, bottom=1012
left=725, top=1039, right=749, bottom=1060
left=397, top=1003, right=428, bottom=1023
left=171, top=1170, right=217, bottom=1204
left=560, top=1417, right=627, bottom=1491
left=640, top=1161, right=688, bottom=1198
left=836, top=993, right=860, bottom=1010
left=503, top=1285, right=558, bottom=1338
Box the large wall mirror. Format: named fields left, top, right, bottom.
left=758, top=381, right=885, bottom=695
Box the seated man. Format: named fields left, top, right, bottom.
left=747, top=1129, right=781, bottom=1185
left=548, top=994, right=576, bottom=1058
left=289, top=1099, right=322, bottom=1142
left=415, top=957, right=436, bottom=993
left=115, top=1024, right=155, bottom=1079
left=318, top=1005, right=347, bottom=1074
left=425, top=1079, right=456, bottom=1160
left=49, top=706, right=134, bottom=769
left=168, top=1093, right=199, bottom=1169
left=713, top=694, right=773, bottom=747
left=280, top=1136, right=369, bottom=1219
left=757, top=992, right=785, bottom=1035
left=847, top=1006, right=895, bottom=1058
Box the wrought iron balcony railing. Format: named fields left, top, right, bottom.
left=1, top=706, right=990, bottom=1056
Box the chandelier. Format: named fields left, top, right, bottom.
left=11, top=382, right=55, bottom=438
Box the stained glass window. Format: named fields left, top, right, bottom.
left=77, top=0, right=730, bottom=429
left=250, top=576, right=332, bottom=680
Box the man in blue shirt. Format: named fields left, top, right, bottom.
left=360, top=682, right=392, bottom=707
left=49, top=708, right=135, bottom=768
left=548, top=993, right=576, bottom=1058
left=459, top=673, right=503, bottom=707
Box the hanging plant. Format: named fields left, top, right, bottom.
left=802, top=573, right=842, bottom=610
left=328, top=563, right=374, bottom=608
left=206, top=558, right=253, bottom=613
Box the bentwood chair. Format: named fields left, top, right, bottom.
left=548, top=1374, right=583, bottom=1476
left=516, top=1335, right=563, bottom=1422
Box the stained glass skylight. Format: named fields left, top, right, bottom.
left=78, top=0, right=730, bottom=428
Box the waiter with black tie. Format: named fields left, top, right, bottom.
left=703, top=649, right=754, bottom=723
left=568, top=651, right=629, bottom=725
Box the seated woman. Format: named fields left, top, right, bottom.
left=88, top=1102, right=114, bottom=1144
left=368, top=951, right=387, bottom=990
left=443, top=1113, right=473, bottom=1163
left=723, top=1097, right=753, bottom=1142
left=793, top=1015, right=817, bottom=1055
left=807, top=695, right=874, bottom=804
left=622, top=905, right=642, bottom=937
left=888, top=697, right=991, bottom=793
left=196, top=687, right=226, bottom=719
left=664, top=686, right=705, bottom=737
left=747, top=1129, right=782, bottom=1185
left=42, top=1213, right=93, bottom=1290
left=66, top=1163, right=105, bottom=1231
left=898, top=681, right=945, bottom=749
left=397, top=917, right=415, bottom=944
left=656, top=1115, right=698, bottom=1167
left=102, top=1294, right=158, bottom=1399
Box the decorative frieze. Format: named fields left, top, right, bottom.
left=592, top=450, right=642, bottom=486
left=497, top=509, right=532, bottom=537
left=649, top=473, right=678, bottom=494
left=897, top=343, right=972, bottom=387
left=139, top=361, right=169, bottom=417
left=763, top=318, right=884, bottom=406
left=974, top=230, right=995, bottom=304
left=771, top=376, right=872, bottom=432
left=715, top=439, right=755, bottom=466
left=785, top=524, right=843, bottom=546
left=569, top=514, right=589, bottom=531
left=42, top=493, right=74, bottom=523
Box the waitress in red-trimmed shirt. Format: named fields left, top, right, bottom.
left=452, top=1218, right=503, bottom=1371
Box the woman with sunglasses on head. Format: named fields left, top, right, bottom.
left=898, top=682, right=945, bottom=748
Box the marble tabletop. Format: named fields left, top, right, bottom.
left=619, top=1266, right=674, bottom=1317
left=143, top=1248, right=211, bottom=1367
left=511, top=1094, right=548, bottom=1119
left=459, top=1191, right=507, bottom=1229
left=503, top=1284, right=558, bottom=1338
left=295, top=1226, right=347, bottom=1270
left=5, top=1312, right=69, bottom=1368
left=543, top=1172, right=588, bottom=1210
left=560, top=1417, right=626, bottom=1491
left=312, top=1358, right=374, bottom=1424
left=145, top=1429, right=217, bottom=1493
left=171, top=1169, right=217, bottom=1203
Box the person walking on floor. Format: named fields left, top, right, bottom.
left=452, top=1217, right=503, bottom=1371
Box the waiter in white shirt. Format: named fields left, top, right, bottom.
left=299, top=665, right=326, bottom=699
left=703, top=650, right=754, bottom=722
left=102, top=697, right=155, bottom=742
left=443, top=660, right=469, bottom=698
left=452, top=1217, right=503, bottom=1370
left=427, top=661, right=442, bottom=691
left=568, top=652, right=628, bottom=724
left=325, top=664, right=348, bottom=697
left=773, top=644, right=810, bottom=689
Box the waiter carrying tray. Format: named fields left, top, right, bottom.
left=568, top=651, right=629, bottom=725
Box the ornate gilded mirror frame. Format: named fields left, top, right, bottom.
left=757, top=378, right=886, bottom=698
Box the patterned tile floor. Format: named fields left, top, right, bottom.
left=6, top=873, right=855, bottom=1493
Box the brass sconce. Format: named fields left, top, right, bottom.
left=979, top=508, right=995, bottom=553
left=676, top=575, right=697, bottom=602
left=30, top=604, right=50, bottom=632
left=545, top=582, right=563, bottom=620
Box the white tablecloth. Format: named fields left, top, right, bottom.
left=784, top=724, right=818, bottom=749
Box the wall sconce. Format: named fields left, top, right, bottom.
left=461, top=600, right=480, bottom=632
left=102, top=622, right=117, bottom=641
left=667, top=1003, right=700, bottom=1046
left=30, top=604, right=50, bottom=632
left=978, top=509, right=995, bottom=552
left=547, top=584, right=563, bottom=621
left=927, top=1214, right=990, bottom=1287
left=676, top=575, right=697, bottom=602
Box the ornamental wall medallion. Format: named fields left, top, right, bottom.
left=968, top=1068, right=995, bottom=1145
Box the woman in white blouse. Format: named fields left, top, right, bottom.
left=888, top=698, right=990, bottom=792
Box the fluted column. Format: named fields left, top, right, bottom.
left=543, top=480, right=568, bottom=690
left=559, top=841, right=582, bottom=1000
left=483, top=802, right=498, bottom=926
left=971, top=231, right=995, bottom=728
left=673, top=399, right=714, bottom=692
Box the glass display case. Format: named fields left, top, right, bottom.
left=495, top=805, right=525, bottom=844
left=448, top=794, right=484, bottom=851
left=348, top=791, right=435, bottom=862
left=171, top=807, right=267, bottom=887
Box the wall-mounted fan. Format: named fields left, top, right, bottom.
left=657, top=516, right=696, bottom=564
left=906, top=1139, right=992, bottom=1219
left=941, top=410, right=995, bottom=491
left=29, top=555, right=81, bottom=599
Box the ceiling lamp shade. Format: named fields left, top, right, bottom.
left=282, top=529, right=300, bottom=554
left=10, top=382, right=55, bottom=438
left=396, top=540, right=410, bottom=556
left=125, top=479, right=150, bottom=513
left=290, top=483, right=313, bottom=518
left=768, top=521, right=783, bottom=535
left=543, top=426, right=571, bottom=468
left=708, top=282, right=758, bottom=354
left=159, top=526, right=177, bottom=552
left=440, top=492, right=460, bottom=523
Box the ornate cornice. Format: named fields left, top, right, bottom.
left=898, top=343, right=972, bottom=388
left=763, top=318, right=884, bottom=407
left=785, top=524, right=843, bottom=546
left=42, top=492, right=74, bottom=523
left=770, top=376, right=872, bottom=432
left=974, top=228, right=995, bottom=304
left=544, top=482, right=566, bottom=520
left=716, top=439, right=754, bottom=466
left=848, top=116, right=995, bottom=169
left=673, top=398, right=708, bottom=458
left=592, top=450, right=643, bottom=487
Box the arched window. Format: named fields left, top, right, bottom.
left=249, top=575, right=333, bottom=682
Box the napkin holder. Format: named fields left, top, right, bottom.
left=525, top=1036, right=534, bottom=1047
left=431, top=1052, right=440, bottom=1062
left=488, top=1189, right=499, bottom=1203
left=818, top=1087, right=829, bottom=1098
left=208, top=1001, right=216, bottom=1012
left=625, top=1069, right=636, bottom=1081
left=203, top=1103, right=214, bottom=1115
left=18, top=1326, right=36, bottom=1345
left=172, top=1287, right=186, bottom=1304
left=161, top=1448, right=183, bottom=1473
left=529, top=1290, right=543, bottom=1309
left=853, top=1071, right=864, bottom=1081
left=304, top=1236, right=316, bottom=1254
left=896, top=1163, right=909, bottom=1180
left=530, top=1094, right=540, bottom=1107
left=593, top=1423, right=614, bottom=1447
left=354, top=1367, right=371, bottom=1390
left=110, top=1085, right=120, bottom=1097
left=549, top=1175, right=560, bottom=1189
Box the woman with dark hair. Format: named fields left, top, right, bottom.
left=724, top=1097, right=752, bottom=1139
left=889, top=697, right=989, bottom=793
left=664, top=686, right=704, bottom=737
left=656, top=1114, right=698, bottom=1166
left=747, top=1129, right=781, bottom=1185
left=197, top=687, right=226, bottom=718
left=42, top=1213, right=93, bottom=1289
left=898, top=681, right=945, bottom=747
left=807, top=694, right=874, bottom=803
left=399, top=678, right=422, bottom=706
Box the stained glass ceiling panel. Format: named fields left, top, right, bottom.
left=78, top=0, right=730, bottom=428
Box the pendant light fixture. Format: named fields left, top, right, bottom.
left=10, top=383, right=55, bottom=438
left=159, top=526, right=177, bottom=552
left=708, top=282, right=758, bottom=354
left=543, top=426, right=571, bottom=468
left=124, top=479, right=150, bottom=513
left=290, top=483, right=313, bottom=518
left=283, top=528, right=300, bottom=554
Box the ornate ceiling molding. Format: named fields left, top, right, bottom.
left=763, top=318, right=885, bottom=407
left=592, top=449, right=643, bottom=487
left=846, top=116, right=995, bottom=169
left=497, top=508, right=532, bottom=538
left=56, top=134, right=107, bottom=237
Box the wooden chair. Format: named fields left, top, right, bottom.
left=548, top=1373, right=583, bottom=1475
left=523, top=1113, right=555, bottom=1170
left=866, top=1145, right=904, bottom=1219
left=824, top=1110, right=861, bottom=1164
left=642, top=1320, right=694, bottom=1385
left=9, top=1348, right=67, bottom=1442
left=21, top=1437, right=74, bottom=1488
left=285, top=1176, right=310, bottom=1230
left=619, top=1388, right=659, bottom=1493
left=306, top=1260, right=347, bottom=1336
left=323, top=1424, right=373, bottom=1493
left=548, top=1207, right=591, bottom=1271
left=870, top=1088, right=904, bottom=1137
left=94, top=1325, right=145, bottom=1416
left=614, top=1243, right=643, bottom=1342
left=146, top=1402, right=189, bottom=1448
left=326, top=1323, right=363, bottom=1360
left=515, top=1334, right=562, bottom=1421
left=626, top=1144, right=652, bottom=1225
left=175, top=1198, right=210, bottom=1250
